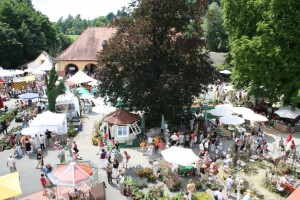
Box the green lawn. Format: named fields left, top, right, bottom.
left=68, top=35, right=79, bottom=42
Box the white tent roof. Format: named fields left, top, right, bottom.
left=38, top=59, right=53, bottom=71
left=275, top=106, right=300, bottom=119
left=66, top=70, right=96, bottom=84
left=161, top=146, right=199, bottom=166
left=30, top=111, right=66, bottom=126
left=56, top=94, right=74, bottom=105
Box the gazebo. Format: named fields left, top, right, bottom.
left=102, top=108, right=141, bottom=144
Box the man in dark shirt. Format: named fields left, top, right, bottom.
left=1, top=120, right=8, bottom=134
left=45, top=129, right=52, bottom=147
left=36, top=149, right=43, bottom=169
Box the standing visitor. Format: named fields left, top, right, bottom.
left=152, top=159, right=159, bottom=175
left=39, top=134, right=45, bottom=150
left=140, top=140, right=147, bottom=155
left=36, top=149, right=43, bottom=169
left=66, top=139, right=73, bottom=156
left=279, top=137, right=284, bottom=151
left=1, top=119, right=8, bottom=134
left=147, top=144, right=154, bottom=162
left=40, top=174, right=48, bottom=196
left=25, top=137, right=32, bottom=155
left=45, top=129, right=52, bottom=147
left=147, top=136, right=153, bottom=145
left=286, top=133, right=292, bottom=143
left=112, top=157, right=119, bottom=179
left=225, top=176, right=234, bottom=197
left=170, top=133, right=178, bottom=146
left=99, top=149, right=107, bottom=168
left=58, top=146, right=66, bottom=163
left=123, top=151, right=131, bottom=169
left=106, top=163, right=113, bottom=184
left=178, top=133, right=185, bottom=146
left=186, top=179, right=196, bottom=200
left=7, top=155, right=16, bottom=173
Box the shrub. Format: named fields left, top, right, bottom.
left=147, top=174, right=157, bottom=182
left=171, top=192, right=185, bottom=200
left=192, top=192, right=212, bottom=200
left=137, top=168, right=153, bottom=178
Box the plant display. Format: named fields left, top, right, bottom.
left=192, top=192, right=212, bottom=200
left=68, top=128, right=78, bottom=137
left=145, top=184, right=169, bottom=200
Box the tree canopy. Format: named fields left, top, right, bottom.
left=97, top=0, right=218, bottom=117
left=0, top=0, right=69, bottom=68
left=202, top=2, right=228, bottom=52
left=222, top=0, right=300, bottom=106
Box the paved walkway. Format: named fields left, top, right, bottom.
left=1, top=98, right=299, bottom=199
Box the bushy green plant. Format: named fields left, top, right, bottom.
left=171, top=192, right=185, bottom=200
left=192, top=192, right=212, bottom=200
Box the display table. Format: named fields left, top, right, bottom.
left=291, top=126, right=300, bottom=133
left=178, top=166, right=196, bottom=176
left=274, top=122, right=291, bottom=133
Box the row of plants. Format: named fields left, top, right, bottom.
left=1, top=107, right=18, bottom=125
left=137, top=168, right=157, bottom=182
left=158, top=161, right=182, bottom=191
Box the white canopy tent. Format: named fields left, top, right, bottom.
left=275, top=106, right=300, bottom=119
left=21, top=127, right=42, bottom=137
left=30, top=111, right=67, bottom=135
left=230, top=107, right=254, bottom=115
left=56, top=94, right=80, bottom=117
left=210, top=107, right=233, bottom=117
left=66, top=70, right=96, bottom=84
left=38, top=59, right=53, bottom=71
left=243, top=113, right=268, bottom=122
left=220, top=115, right=245, bottom=125
left=161, top=146, right=199, bottom=166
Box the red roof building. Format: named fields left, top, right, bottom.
left=103, top=108, right=140, bottom=125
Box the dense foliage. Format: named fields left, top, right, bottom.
left=97, top=0, right=218, bottom=118
left=46, top=67, right=65, bottom=112
left=222, top=0, right=300, bottom=106
left=0, top=0, right=69, bottom=68
left=54, top=10, right=128, bottom=35
left=202, top=2, right=228, bottom=52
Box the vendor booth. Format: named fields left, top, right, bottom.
left=102, top=108, right=141, bottom=144
left=274, top=106, right=300, bottom=133
left=56, top=94, right=80, bottom=118
left=30, top=111, right=67, bottom=135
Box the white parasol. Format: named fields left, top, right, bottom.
left=230, top=107, right=254, bottom=115
left=243, top=113, right=268, bottom=122
left=220, top=115, right=245, bottom=125
left=275, top=106, right=300, bottom=119
left=21, top=127, right=42, bottom=137
left=161, top=146, right=199, bottom=166
left=210, top=107, right=233, bottom=117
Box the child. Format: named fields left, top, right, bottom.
left=140, top=140, right=147, bottom=155
left=40, top=174, right=47, bottom=196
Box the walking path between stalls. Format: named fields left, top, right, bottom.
left=1, top=98, right=300, bottom=199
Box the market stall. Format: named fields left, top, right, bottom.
left=274, top=106, right=300, bottom=133
left=30, top=111, right=67, bottom=135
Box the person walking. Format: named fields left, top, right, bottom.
left=225, top=176, right=234, bottom=197
left=170, top=133, right=178, bottom=146
left=147, top=144, right=154, bottom=162
left=1, top=119, right=8, bottom=135
left=45, top=129, right=52, bottom=147
left=140, top=140, right=147, bottom=155
left=123, top=151, right=131, bottom=169
left=186, top=179, right=196, bottom=200
left=39, top=134, right=45, bottom=150
left=112, top=157, right=119, bottom=179
left=7, top=155, right=16, bottom=173
left=58, top=146, right=66, bottom=164
left=40, top=174, right=48, bottom=196
left=152, top=159, right=159, bottom=175
left=106, top=163, right=113, bottom=184
left=66, top=139, right=73, bottom=156
left=36, top=149, right=43, bottom=169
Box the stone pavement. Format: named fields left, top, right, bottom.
left=1, top=98, right=299, bottom=199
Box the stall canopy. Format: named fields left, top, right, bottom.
left=38, top=59, right=53, bottom=71
left=47, top=162, right=94, bottom=187
left=0, top=172, right=22, bottom=200
left=30, top=111, right=67, bottom=135
left=67, top=70, right=96, bottom=84
left=56, top=94, right=80, bottom=116
left=275, top=106, right=300, bottom=119
left=161, top=146, right=199, bottom=166
left=286, top=186, right=300, bottom=200
left=103, top=108, right=140, bottom=125
left=21, top=127, right=42, bottom=137
left=220, top=115, right=245, bottom=125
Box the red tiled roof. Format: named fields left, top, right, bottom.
left=56, top=27, right=117, bottom=61
left=103, top=108, right=140, bottom=125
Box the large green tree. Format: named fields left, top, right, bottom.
left=202, top=2, right=228, bottom=52
left=222, top=0, right=300, bottom=106
left=0, top=0, right=60, bottom=68
left=96, top=0, right=218, bottom=118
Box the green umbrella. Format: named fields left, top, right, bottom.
left=75, top=87, right=86, bottom=91
left=161, top=114, right=165, bottom=130
left=78, top=90, right=90, bottom=94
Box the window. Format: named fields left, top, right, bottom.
left=129, top=122, right=141, bottom=135
left=118, top=126, right=128, bottom=137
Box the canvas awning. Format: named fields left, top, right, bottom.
left=0, top=172, right=22, bottom=199
left=103, top=108, right=140, bottom=125
left=67, top=70, right=96, bottom=84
